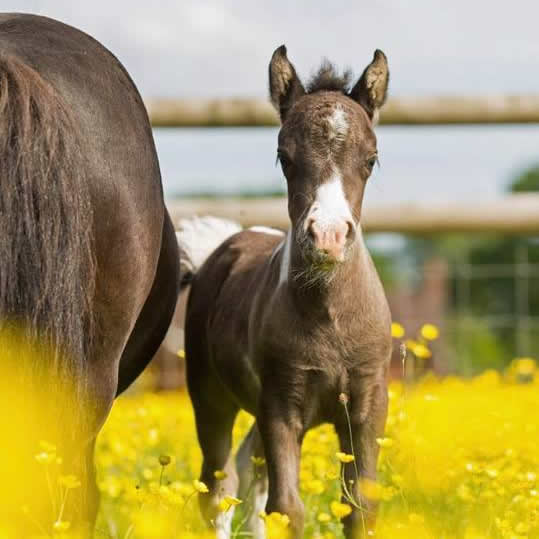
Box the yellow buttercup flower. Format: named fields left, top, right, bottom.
left=412, top=343, right=432, bottom=359
left=376, top=437, right=394, bottom=448
left=420, top=323, right=440, bottom=341
left=251, top=456, right=266, bottom=467
left=217, top=495, right=242, bottom=512
left=391, top=322, right=405, bottom=339
left=192, top=479, right=209, bottom=493
left=359, top=478, right=383, bottom=501
left=34, top=451, right=55, bottom=464
left=335, top=451, right=355, bottom=463
left=58, top=474, right=81, bottom=489
left=317, top=512, right=331, bottom=523
left=53, top=520, right=71, bottom=531
left=330, top=501, right=352, bottom=519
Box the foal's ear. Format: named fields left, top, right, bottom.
left=349, top=49, right=389, bottom=124
left=269, top=45, right=306, bottom=121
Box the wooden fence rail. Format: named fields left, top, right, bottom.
left=167, top=194, right=539, bottom=235
left=147, top=96, right=539, bottom=127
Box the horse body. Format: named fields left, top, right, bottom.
left=183, top=47, right=392, bottom=538
left=0, top=13, right=179, bottom=530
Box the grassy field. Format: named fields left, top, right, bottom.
left=92, top=358, right=539, bottom=539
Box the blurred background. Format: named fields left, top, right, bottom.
left=5, top=0, right=539, bottom=381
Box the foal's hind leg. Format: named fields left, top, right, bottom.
left=236, top=424, right=268, bottom=539
left=189, top=382, right=240, bottom=539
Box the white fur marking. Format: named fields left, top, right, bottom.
left=177, top=216, right=242, bottom=275
left=278, top=230, right=292, bottom=285
left=328, top=105, right=348, bottom=140
left=215, top=507, right=235, bottom=539
left=307, top=173, right=354, bottom=230
left=249, top=226, right=285, bottom=237
left=250, top=488, right=269, bottom=539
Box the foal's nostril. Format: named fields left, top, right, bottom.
left=345, top=220, right=355, bottom=241
left=306, top=218, right=316, bottom=240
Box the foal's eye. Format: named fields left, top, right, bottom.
left=366, top=156, right=378, bottom=170
left=277, top=151, right=293, bottom=172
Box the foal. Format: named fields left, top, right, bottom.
left=181, top=46, right=392, bottom=538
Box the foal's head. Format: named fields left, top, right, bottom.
left=270, top=46, right=389, bottom=273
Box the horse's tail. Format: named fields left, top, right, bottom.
left=177, top=216, right=242, bottom=288
left=0, top=53, right=96, bottom=385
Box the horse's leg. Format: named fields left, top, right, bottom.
left=189, top=379, right=240, bottom=539
left=258, top=398, right=304, bottom=539
left=335, top=373, right=388, bottom=538
left=116, top=211, right=180, bottom=395
left=236, top=424, right=268, bottom=539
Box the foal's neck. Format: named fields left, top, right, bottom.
left=279, top=229, right=370, bottom=319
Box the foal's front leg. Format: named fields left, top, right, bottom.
left=258, top=395, right=304, bottom=538
left=336, top=373, right=389, bottom=538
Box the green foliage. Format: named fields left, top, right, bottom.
left=510, top=164, right=539, bottom=193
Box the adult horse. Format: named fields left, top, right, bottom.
left=180, top=46, right=391, bottom=538
left=0, top=13, right=179, bottom=532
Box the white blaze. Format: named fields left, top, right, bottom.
left=307, top=173, right=354, bottom=231
left=304, top=105, right=354, bottom=232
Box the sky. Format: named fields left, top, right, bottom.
left=1, top=0, right=539, bottom=99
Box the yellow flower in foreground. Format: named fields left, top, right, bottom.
left=391, top=322, right=405, bottom=339
left=330, top=501, right=352, bottom=519
left=317, top=512, right=331, bottom=523
left=53, top=520, right=71, bottom=531
left=409, top=512, right=425, bottom=524
left=260, top=511, right=290, bottom=526
left=214, top=470, right=227, bottom=480
left=420, top=323, right=440, bottom=341
left=58, top=474, right=81, bottom=489
left=359, top=478, right=383, bottom=501
left=218, top=495, right=242, bottom=512
left=39, top=440, right=57, bottom=453
left=512, top=357, right=536, bottom=375
left=34, top=451, right=55, bottom=464
left=376, top=437, right=394, bottom=448
left=159, top=455, right=171, bottom=466
left=260, top=512, right=291, bottom=539
left=192, top=479, right=209, bottom=493
left=177, top=349, right=185, bottom=359
left=412, top=343, right=432, bottom=359
left=304, top=479, right=325, bottom=495
left=336, top=451, right=355, bottom=463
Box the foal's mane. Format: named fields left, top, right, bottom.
left=306, top=60, right=353, bottom=95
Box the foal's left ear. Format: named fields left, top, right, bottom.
left=269, top=45, right=306, bottom=121
left=349, top=49, right=389, bottom=124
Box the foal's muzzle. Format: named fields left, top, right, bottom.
left=306, top=218, right=355, bottom=263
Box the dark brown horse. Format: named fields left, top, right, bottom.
left=0, top=13, right=179, bottom=532
left=180, top=46, right=392, bottom=538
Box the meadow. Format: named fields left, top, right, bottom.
left=87, top=348, right=539, bottom=539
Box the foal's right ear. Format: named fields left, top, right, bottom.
left=269, top=45, right=306, bottom=122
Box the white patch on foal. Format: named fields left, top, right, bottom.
left=278, top=230, right=292, bottom=285
left=249, top=226, right=285, bottom=237
left=307, top=172, right=354, bottom=231
left=215, top=507, right=235, bottom=539
left=327, top=104, right=348, bottom=142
